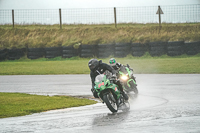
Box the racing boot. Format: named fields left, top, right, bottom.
left=117, top=98, right=123, bottom=107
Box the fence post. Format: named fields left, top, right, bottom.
left=59, top=8, right=62, bottom=29
left=12, top=9, right=14, bottom=28
left=158, top=6, right=161, bottom=27
left=114, top=7, right=117, bottom=28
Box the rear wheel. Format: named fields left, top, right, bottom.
left=103, top=93, right=118, bottom=113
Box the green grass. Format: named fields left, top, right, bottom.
left=0, top=92, right=97, bottom=118
left=0, top=54, right=200, bottom=75
left=118, top=54, right=200, bottom=74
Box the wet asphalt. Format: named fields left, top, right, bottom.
left=0, top=74, right=200, bottom=133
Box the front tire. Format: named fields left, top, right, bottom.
left=103, top=93, right=118, bottom=113
left=129, top=81, right=138, bottom=94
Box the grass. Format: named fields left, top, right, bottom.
left=0, top=92, right=97, bottom=118
left=0, top=53, right=200, bottom=75
left=0, top=23, right=200, bottom=49
left=118, top=53, right=200, bottom=74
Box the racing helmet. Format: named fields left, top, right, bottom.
left=109, top=58, right=117, bottom=67
left=88, top=58, right=99, bottom=71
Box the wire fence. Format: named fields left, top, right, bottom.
left=0, top=4, right=199, bottom=26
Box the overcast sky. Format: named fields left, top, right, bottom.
left=0, top=0, right=200, bottom=9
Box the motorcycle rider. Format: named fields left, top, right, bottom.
left=88, top=58, right=128, bottom=101
left=109, top=58, right=136, bottom=82
left=109, top=58, right=123, bottom=71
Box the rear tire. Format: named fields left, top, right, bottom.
left=103, top=93, right=118, bottom=113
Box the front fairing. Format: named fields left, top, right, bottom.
left=119, top=66, right=128, bottom=75
left=94, top=74, right=120, bottom=99
left=118, top=66, right=135, bottom=88
left=119, top=66, right=131, bottom=82
left=119, top=66, right=133, bottom=78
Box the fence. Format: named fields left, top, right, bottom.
left=0, top=4, right=200, bottom=28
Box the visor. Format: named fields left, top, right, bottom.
left=110, top=62, right=116, bottom=66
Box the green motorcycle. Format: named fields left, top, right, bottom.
left=118, top=65, right=138, bottom=94
left=94, top=73, right=130, bottom=113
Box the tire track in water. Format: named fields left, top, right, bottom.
left=127, top=93, right=169, bottom=110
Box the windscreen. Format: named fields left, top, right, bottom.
left=95, top=74, right=104, bottom=82
left=119, top=66, right=128, bottom=74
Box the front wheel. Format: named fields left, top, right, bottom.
left=129, top=80, right=138, bottom=94
left=103, top=93, right=118, bottom=113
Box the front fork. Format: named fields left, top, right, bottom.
left=99, top=90, right=119, bottom=104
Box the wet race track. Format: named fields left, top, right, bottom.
left=0, top=74, right=200, bottom=133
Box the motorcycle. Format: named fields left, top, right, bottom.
left=94, top=72, right=130, bottom=113
left=118, top=64, right=138, bottom=94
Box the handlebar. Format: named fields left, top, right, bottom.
left=110, top=76, right=119, bottom=84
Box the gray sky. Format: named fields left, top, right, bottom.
left=0, top=0, right=200, bottom=9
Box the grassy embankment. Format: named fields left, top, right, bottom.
left=0, top=23, right=200, bottom=49
left=0, top=92, right=97, bottom=118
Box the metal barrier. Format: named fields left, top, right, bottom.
left=0, top=41, right=199, bottom=61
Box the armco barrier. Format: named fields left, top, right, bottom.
left=197, top=41, right=200, bottom=53
left=62, top=46, right=79, bottom=58
left=149, top=42, right=167, bottom=56
left=45, top=47, right=62, bottom=58
left=0, top=48, right=7, bottom=61
left=184, top=41, right=199, bottom=55
left=27, top=48, right=45, bottom=59
left=97, top=44, right=114, bottom=58
left=167, top=41, right=185, bottom=56
left=114, top=43, right=130, bottom=58
left=131, top=43, right=147, bottom=57
left=8, top=48, right=25, bottom=60
left=0, top=41, right=199, bottom=61
left=80, top=45, right=97, bottom=58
